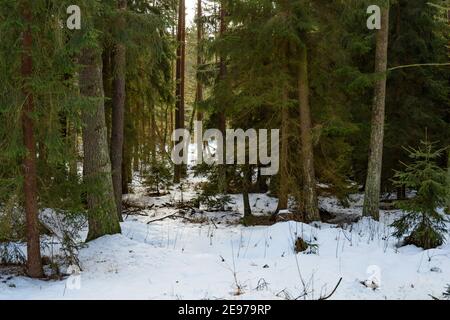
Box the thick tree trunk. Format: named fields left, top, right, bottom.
left=174, top=0, right=186, bottom=183
left=110, top=0, right=127, bottom=222
left=363, top=5, right=390, bottom=221
left=277, top=89, right=289, bottom=212
left=195, top=0, right=204, bottom=122
left=80, top=46, right=121, bottom=241
left=20, top=2, right=43, bottom=278
left=298, top=47, right=320, bottom=222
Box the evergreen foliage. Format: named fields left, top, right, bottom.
left=391, top=139, right=449, bottom=249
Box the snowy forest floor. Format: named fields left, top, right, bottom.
left=1, top=142, right=449, bottom=300
left=1, top=172, right=449, bottom=300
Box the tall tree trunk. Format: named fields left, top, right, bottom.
left=298, top=47, right=320, bottom=222
left=111, top=0, right=127, bottom=222
left=363, top=4, right=390, bottom=220
left=80, top=46, right=121, bottom=241
left=20, top=1, right=43, bottom=278
left=217, top=3, right=227, bottom=195
left=174, top=0, right=186, bottom=183
left=277, top=89, right=289, bottom=212
left=195, top=0, right=204, bottom=122
left=446, top=6, right=450, bottom=214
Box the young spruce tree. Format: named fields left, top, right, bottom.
left=392, top=139, right=448, bottom=249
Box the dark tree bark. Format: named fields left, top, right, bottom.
left=447, top=8, right=450, bottom=214
left=363, top=5, right=390, bottom=220
left=102, top=47, right=112, bottom=145
left=447, top=150, right=450, bottom=213
left=174, top=0, right=186, bottom=183
left=277, top=89, right=289, bottom=212
left=298, top=47, right=320, bottom=222
left=122, top=141, right=130, bottom=194
left=80, top=45, right=121, bottom=241
left=111, top=0, right=127, bottom=222
left=243, top=165, right=252, bottom=219
left=217, top=3, right=227, bottom=195
left=20, top=1, right=43, bottom=278
left=195, top=0, right=204, bottom=122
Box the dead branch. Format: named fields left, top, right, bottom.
left=319, top=277, right=343, bottom=300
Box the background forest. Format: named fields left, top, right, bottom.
left=0, top=0, right=449, bottom=300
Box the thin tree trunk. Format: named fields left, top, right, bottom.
left=174, top=0, right=186, bottom=183
left=217, top=3, right=227, bottom=195
left=20, top=1, right=43, bottom=278
left=447, top=150, right=450, bottom=213
left=103, top=48, right=112, bottom=145
left=298, top=47, right=320, bottom=222
left=446, top=7, right=450, bottom=214
left=68, top=119, right=78, bottom=176
left=150, top=106, right=157, bottom=165
left=243, top=165, right=252, bottom=219
left=363, top=4, right=390, bottom=220
left=196, top=0, right=204, bottom=122
left=122, top=140, right=130, bottom=194
left=80, top=46, right=121, bottom=241
left=277, top=89, right=289, bottom=212
left=111, top=0, right=127, bottom=222
left=121, top=95, right=131, bottom=194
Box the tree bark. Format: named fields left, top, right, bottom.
left=195, top=0, right=204, bottom=122
left=243, top=165, right=252, bottom=219
left=298, top=47, right=320, bottom=222
left=102, top=48, right=112, bottom=145
left=174, top=0, right=186, bottom=183
left=111, top=0, right=127, bottom=222
left=363, top=5, right=390, bottom=220
left=20, top=1, right=43, bottom=278
left=277, top=89, right=289, bottom=212
left=80, top=46, right=121, bottom=241
left=217, top=3, right=227, bottom=195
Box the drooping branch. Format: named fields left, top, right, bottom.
left=388, top=62, right=450, bottom=71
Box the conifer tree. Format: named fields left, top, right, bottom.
left=195, top=0, right=204, bottom=122
left=19, top=0, right=43, bottom=278
left=174, top=0, right=186, bottom=183
left=392, top=139, right=448, bottom=249
left=111, top=0, right=128, bottom=222
left=217, top=1, right=228, bottom=195
left=298, top=46, right=319, bottom=221
left=363, top=1, right=390, bottom=220
left=79, top=2, right=121, bottom=241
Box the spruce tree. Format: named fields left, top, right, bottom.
left=79, top=2, right=121, bottom=241
left=110, top=0, right=128, bottom=222
left=392, top=139, right=448, bottom=249
left=174, top=0, right=187, bottom=183
left=363, top=1, right=390, bottom=221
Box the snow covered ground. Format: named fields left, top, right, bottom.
left=0, top=185, right=449, bottom=300
left=0, top=145, right=448, bottom=300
